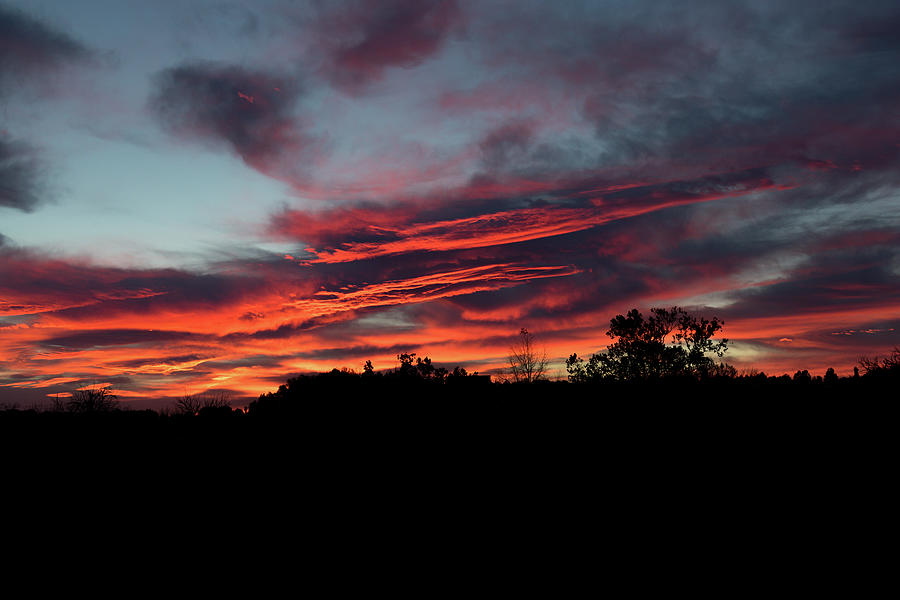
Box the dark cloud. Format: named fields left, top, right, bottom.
left=182, top=3, right=262, bottom=42
left=0, top=4, right=93, bottom=92
left=149, top=62, right=316, bottom=182
left=108, top=354, right=212, bottom=370
left=0, top=137, right=45, bottom=212
left=41, top=329, right=210, bottom=351
left=195, top=354, right=287, bottom=372
left=295, top=342, right=423, bottom=362
left=812, top=319, right=900, bottom=351
left=454, top=1, right=900, bottom=189
left=478, top=121, right=534, bottom=171
left=0, top=7, right=95, bottom=213
left=219, top=316, right=337, bottom=341
left=582, top=3, right=900, bottom=175
left=721, top=250, right=900, bottom=324
left=322, top=0, right=461, bottom=92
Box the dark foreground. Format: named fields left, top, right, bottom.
left=3, top=377, right=891, bottom=575
left=2, top=379, right=893, bottom=450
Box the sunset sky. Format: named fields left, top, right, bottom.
left=2, top=0, right=899, bottom=406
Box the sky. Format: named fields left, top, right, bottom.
left=1, top=0, right=899, bottom=406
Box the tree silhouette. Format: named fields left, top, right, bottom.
left=175, top=393, right=203, bottom=416
left=508, top=328, right=548, bottom=383
left=858, top=347, right=900, bottom=377
left=391, top=353, right=448, bottom=381
left=567, top=307, right=728, bottom=382
left=175, top=391, right=232, bottom=416
left=66, top=385, right=118, bottom=413
left=793, top=369, right=812, bottom=384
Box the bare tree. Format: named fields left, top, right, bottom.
left=67, top=385, right=118, bottom=413
left=175, top=393, right=203, bottom=416
left=858, top=347, right=900, bottom=376
left=508, top=328, right=548, bottom=383
left=51, top=393, right=66, bottom=413
left=175, top=391, right=232, bottom=416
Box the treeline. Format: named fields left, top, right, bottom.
left=251, top=349, right=898, bottom=405
left=248, top=352, right=490, bottom=416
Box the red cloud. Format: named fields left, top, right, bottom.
left=271, top=169, right=786, bottom=264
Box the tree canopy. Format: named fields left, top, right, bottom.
left=566, top=307, right=728, bottom=382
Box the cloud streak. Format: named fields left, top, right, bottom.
left=272, top=169, right=786, bottom=263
